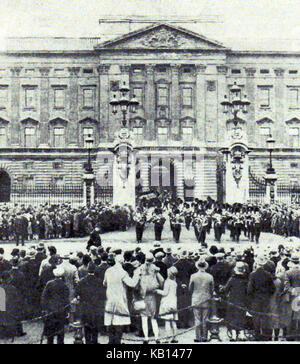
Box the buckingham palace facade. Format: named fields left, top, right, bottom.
left=0, top=22, right=300, bottom=204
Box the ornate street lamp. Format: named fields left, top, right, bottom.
left=266, top=135, right=275, bottom=174
left=85, top=134, right=94, bottom=173
left=265, top=135, right=277, bottom=204
left=84, top=134, right=95, bottom=207
left=221, top=82, right=250, bottom=124
left=110, top=80, right=139, bottom=127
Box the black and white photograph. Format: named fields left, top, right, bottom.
left=0, top=0, right=300, bottom=347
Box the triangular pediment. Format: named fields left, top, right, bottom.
left=95, top=23, right=228, bottom=51
left=256, top=117, right=274, bottom=125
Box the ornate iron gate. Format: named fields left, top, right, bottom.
left=249, top=168, right=266, bottom=203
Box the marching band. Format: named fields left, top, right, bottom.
left=134, top=195, right=266, bottom=245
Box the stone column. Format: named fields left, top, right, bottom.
left=68, top=67, right=80, bottom=147
left=244, top=68, right=256, bottom=145
left=274, top=68, right=285, bottom=146
left=194, top=151, right=206, bottom=199
left=140, top=158, right=150, bottom=192
left=170, top=64, right=180, bottom=138
left=145, top=64, right=156, bottom=140
left=10, top=67, right=22, bottom=147
left=216, top=65, right=228, bottom=145
left=39, top=67, right=51, bottom=147
left=97, top=65, right=110, bottom=142
left=195, top=65, right=206, bottom=143
left=176, top=160, right=184, bottom=199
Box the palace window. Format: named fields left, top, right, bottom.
left=24, top=176, right=34, bottom=188
left=231, top=69, right=241, bottom=74
left=260, top=69, right=270, bottom=74
left=259, top=126, right=271, bottom=146
left=182, top=67, right=192, bottom=74
left=53, top=176, right=64, bottom=187
left=157, top=67, right=167, bottom=73
left=54, top=88, right=65, bottom=109
left=83, top=127, right=94, bottom=148
left=258, top=87, right=271, bottom=108
left=289, top=127, right=300, bottom=148
left=83, top=68, right=93, bottom=75
left=288, top=88, right=299, bottom=108
left=182, top=127, right=193, bottom=144
left=157, top=126, right=168, bottom=143
left=182, top=87, right=193, bottom=107
left=24, top=127, right=36, bottom=148
left=0, top=127, right=7, bottom=147
left=53, top=127, right=65, bottom=148
left=24, top=87, right=36, bottom=109
left=133, top=127, right=143, bottom=142
left=132, top=87, right=143, bottom=107
left=0, top=87, right=8, bottom=109
left=157, top=86, right=169, bottom=106
left=289, top=70, right=298, bottom=75
left=83, top=88, right=94, bottom=108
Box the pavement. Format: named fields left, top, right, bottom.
left=1, top=223, right=299, bottom=258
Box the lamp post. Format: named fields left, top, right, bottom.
left=221, top=81, right=250, bottom=125
left=108, top=80, right=140, bottom=207
left=220, top=82, right=251, bottom=204
left=109, top=80, right=139, bottom=127
left=265, top=135, right=277, bottom=204
left=84, top=134, right=95, bottom=207
left=85, top=134, right=94, bottom=173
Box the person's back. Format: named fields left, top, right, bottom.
left=77, top=274, right=105, bottom=313
left=286, top=267, right=300, bottom=288
left=210, top=260, right=232, bottom=288
left=189, top=270, right=214, bottom=306
left=41, top=278, right=69, bottom=313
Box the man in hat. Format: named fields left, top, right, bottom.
left=247, top=255, right=276, bottom=341
left=209, top=252, right=232, bottom=318
left=75, top=262, right=105, bottom=344
left=60, top=253, right=79, bottom=326
left=41, top=266, right=70, bottom=344
left=163, top=247, right=177, bottom=269
left=174, top=250, right=196, bottom=328
left=189, top=260, right=214, bottom=342
left=9, top=258, right=26, bottom=336
left=21, top=248, right=40, bottom=318
left=87, top=226, right=102, bottom=251
left=14, top=212, right=28, bottom=247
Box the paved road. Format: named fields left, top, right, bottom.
left=1, top=224, right=299, bottom=258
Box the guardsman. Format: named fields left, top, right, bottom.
left=183, top=203, right=192, bottom=230
left=152, top=208, right=166, bottom=242
left=250, top=207, right=262, bottom=244
left=212, top=209, right=224, bottom=243
left=170, top=209, right=184, bottom=244
left=133, top=207, right=147, bottom=244
left=193, top=212, right=209, bottom=246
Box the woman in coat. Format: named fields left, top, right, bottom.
left=264, top=261, right=285, bottom=341
left=222, top=261, right=249, bottom=341
left=103, top=253, right=141, bottom=344
left=136, top=252, right=164, bottom=343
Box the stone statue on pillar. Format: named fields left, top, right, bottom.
left=110, top=128, right=137, bottom=208
left=220, top=82, right=252, bottom=204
